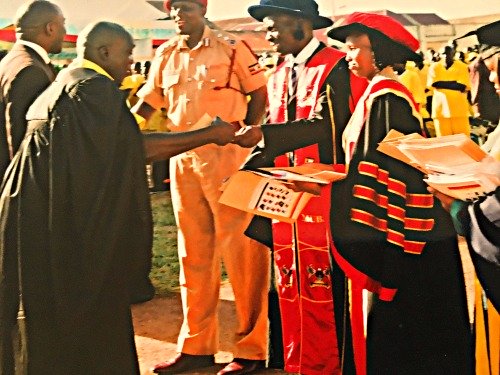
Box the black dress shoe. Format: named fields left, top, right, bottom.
left=217, top=358, right=266, bottom=375
left=152, top=353, right=215, bottom=374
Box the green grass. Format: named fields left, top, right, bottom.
left=149, top=191, right=227, bottom=296
left=150, top=192, right=180, bottom=296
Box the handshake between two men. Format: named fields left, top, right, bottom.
left=142, top=117, right=263, bottom=163
left=203, top=119, right=324, bottom=196
left=204, top=117, right=264, bottom=149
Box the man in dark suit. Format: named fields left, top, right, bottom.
left=0, top=0, right=66, bottom=176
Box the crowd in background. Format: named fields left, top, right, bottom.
left=2, top=24, right=497, bottom=147
left=0, top=1, right=498, bottom=375
left=257, top=43, right=499, bottom=140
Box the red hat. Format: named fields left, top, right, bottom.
left=328, top=12, right=421, bottom=63
left=163, top=0, right=207, bottom=12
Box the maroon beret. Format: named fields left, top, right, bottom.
left=164, top=0, right=208, bottom=12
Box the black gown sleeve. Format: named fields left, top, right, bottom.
left=243, top=59, right=354, bottom=169
left=243, top=60, right=354, bottom=245
left=467, top=187, right=500, bottom=309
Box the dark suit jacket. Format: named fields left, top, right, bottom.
left=0, top=43, right=56, bottom=176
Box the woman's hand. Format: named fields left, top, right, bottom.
left=427, top=186, right=456, bottom=212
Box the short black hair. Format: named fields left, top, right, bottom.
left=77, top=21, right=132, bottom=59
left=15, top=0, right=61, bottom=33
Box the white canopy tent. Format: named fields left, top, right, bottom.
left=0, top=0, right=166, bottom=29
left=0, top=0, right=175, bottom=60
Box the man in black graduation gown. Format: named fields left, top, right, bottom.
left=0, top=21, right=235, bottom=375
left=232, top=1, right=367, bottom=372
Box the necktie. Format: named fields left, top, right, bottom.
left=287, top=63, right=299, bottom=164
left=288, top=63, right=298, bottom=105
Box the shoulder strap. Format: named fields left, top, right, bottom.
left=212, top=34, right=245, bottom=93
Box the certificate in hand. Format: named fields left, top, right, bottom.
left=219, top=163, right=345, bottom=223
left=377, top=130, right=497, bottom=200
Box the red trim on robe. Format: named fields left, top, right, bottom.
left=268, top=47, right=346, bottom=375
left=406, top=193, right=434, bottom=208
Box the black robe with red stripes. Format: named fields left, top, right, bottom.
left=330, top=86, right=473, bottom=374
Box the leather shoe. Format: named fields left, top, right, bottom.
left=152, top=353, right=215, bottom=374
left=217, top=358, right=266, bottom=375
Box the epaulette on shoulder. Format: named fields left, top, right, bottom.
left=156, top=38, right=179, bottom=56
left=214, top=30, right=239, bottom=49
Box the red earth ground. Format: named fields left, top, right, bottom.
left=132, top=241, right=474, bottom=375
left=132, top=282, right=288, bottom=374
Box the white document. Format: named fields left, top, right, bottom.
left=378, top=131, right=498, bottom=200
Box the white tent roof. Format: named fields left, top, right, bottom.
left=0, top=0, right=167, bottom=31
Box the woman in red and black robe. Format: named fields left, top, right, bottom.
left=326, top=12, right=473, bottom=375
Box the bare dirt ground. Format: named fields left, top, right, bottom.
left=132, top=283, right=287, bottom=375
left=132, top=241, right=474, bottom=375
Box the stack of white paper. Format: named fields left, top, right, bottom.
left=377, top=131, right=499, bottom=200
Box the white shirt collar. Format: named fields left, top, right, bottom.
left=17, top=40, right=51, bottom=64
left=285, top=37, right=321, bottom=67
left=369, top=67, right=399, bottom=85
